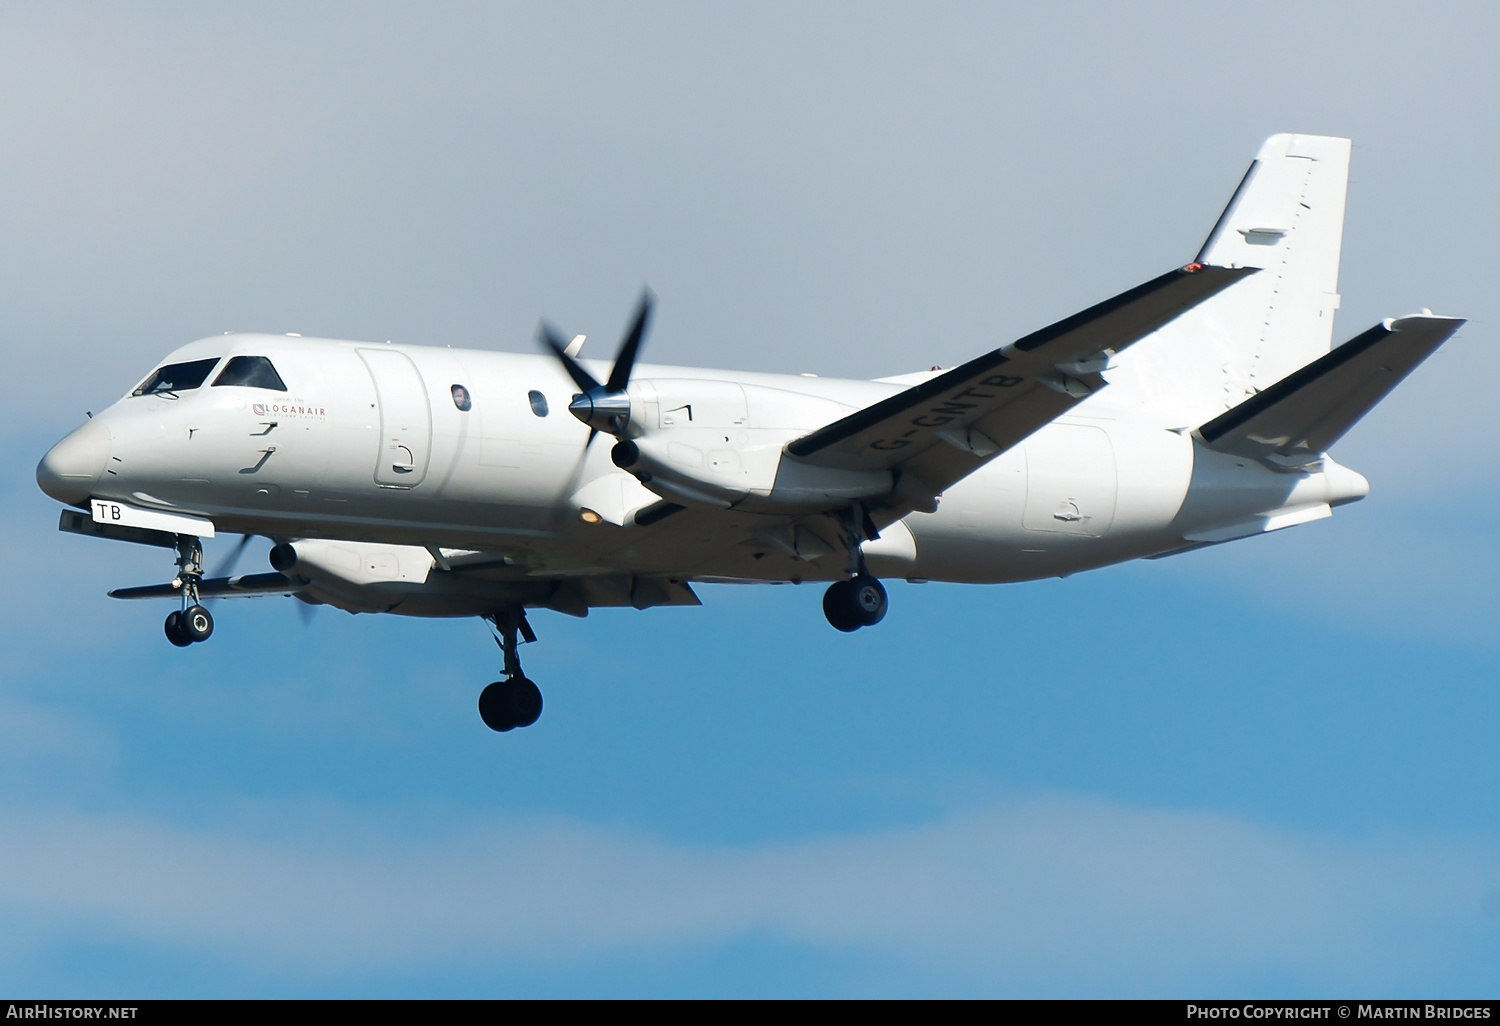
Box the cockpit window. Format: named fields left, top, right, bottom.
left=132, top=358, right=221, bottom=396
left=212, top=355, right=288, bottom=391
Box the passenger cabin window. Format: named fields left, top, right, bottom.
left=528, top=390, right=549, bottom=417
left=212, top=356, right=287, bottom=391
left=132, top=358, right=221, bottom=396
left=451, top=384, right=472, bottom=411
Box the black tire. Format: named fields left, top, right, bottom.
left=822, top=580, right=861, bottom=633
left=164, top=611, right=192, bottom=648
left=478, top=680, right=518, bottom=732
left=848, top=574, right=888, bottom=627
left=510, top=677, right=544, bottom=728
left=478, top=677, right=545, bottom=732
left=182, top=604, right=214, bottom=642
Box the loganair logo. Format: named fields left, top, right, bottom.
left=253, top=399, right=326, bottom=419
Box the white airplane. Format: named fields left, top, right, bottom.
left=36, top=133, right=1463, bottom=733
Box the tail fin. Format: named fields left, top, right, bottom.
left=1115, top=133, right=1351, bottom=424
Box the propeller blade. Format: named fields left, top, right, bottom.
left=295, top=598, right=319, bottom=626
left=605, top=289, right=654, bottom=394
left=203, top=534, right=255, bottom=603
left=539, top=321, right=601, bottom=394
left=210, top=534, right=254, bottom=578
left=550, top=424, right=602, bottom=524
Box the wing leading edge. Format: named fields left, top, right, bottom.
left=784, top=264, right=1255, bottom=506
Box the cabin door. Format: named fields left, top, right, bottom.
left=359, top=349, right=433, bottom=487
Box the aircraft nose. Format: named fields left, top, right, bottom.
left=36, top=418, right=110, bottom=505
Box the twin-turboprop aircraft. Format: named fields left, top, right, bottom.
left=37, top=134, right=1463, bottom=733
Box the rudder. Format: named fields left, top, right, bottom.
left=1115, top=134, right=1351, bottom=425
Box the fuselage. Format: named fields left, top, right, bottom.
left=38, top=332, right=1371, bottom=614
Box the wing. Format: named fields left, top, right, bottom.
left=1198, top=313, right=1464, bottom=464
left=109, top=572, right=307, bottom=600
left=784, top=264, right=1255, bottom=506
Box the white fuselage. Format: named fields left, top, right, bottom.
left=41, top=332, right=1370, bottom=616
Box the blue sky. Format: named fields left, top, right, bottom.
left=3, top=1, right=1499, bottom=997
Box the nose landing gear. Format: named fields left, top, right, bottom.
left=163, top=535, right=215, bottom=647
left=478, top=608, right=543, bottom=732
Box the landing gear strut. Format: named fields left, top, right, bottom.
left=822, top=504, right=889, bottom=633
left=478, top=608, right=543, bottom=732
left=164, top=535, right=214, bottom=647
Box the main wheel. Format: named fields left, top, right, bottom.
left=164, top=611, right=192, bottom=648
left=509, top=677, right=543, bottom=728
left=822, top=580, right=861, bottom=633
left=478, top=681, right=518, bottom=732
left=478, top=677, right=544, bottom=732
left=848, top=574, right=888, bottom=627
left=182, top=604, right=214, bottom=642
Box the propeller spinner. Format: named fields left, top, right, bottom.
left=538, top=290, right=653, bottom=439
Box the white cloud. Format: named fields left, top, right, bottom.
left=0, top=794, right=1492, bottom=992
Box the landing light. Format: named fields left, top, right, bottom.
left=579, top=508, right=602, bottom=524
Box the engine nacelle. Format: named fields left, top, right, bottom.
left=614, top=378, right=893, bottom=513
left=269, top=539, right=434, bottom=611
left=610, top=434, right=891, bottom=514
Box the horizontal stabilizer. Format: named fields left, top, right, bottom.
left=1198, top=314, right=1465, bottom=463
left=109, top=572, right=306, bottom=601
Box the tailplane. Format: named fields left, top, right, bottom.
left=1198, top=313, right=1465, bottom=466
left=1115, top=133, right=1352, bottom=424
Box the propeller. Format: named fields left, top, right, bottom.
left=294, top=598, right=319, bottom=627
left=201, top=534, right=255, bottom=606
left=538, top=289, right=654, bottom=444
left=210, top=533, right=254, bottom=578
left=537, top=291, right=656, bottom=521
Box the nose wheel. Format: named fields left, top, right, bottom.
left=479, top=608, right=543, bottom=732
left=164, top=610, right=191, bottom=647
left=164, top=605, right=214, bottom=646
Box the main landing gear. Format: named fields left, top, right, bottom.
left=822, top=503, right=890, bottom=633
left=163, top=535, right=214, bottom=647
left=478, top=608, right=543, bottom=732
left=823, top=574, right=888, bottom=633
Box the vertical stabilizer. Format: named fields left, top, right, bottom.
left=1113, top=134, right=1351, bottom=424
